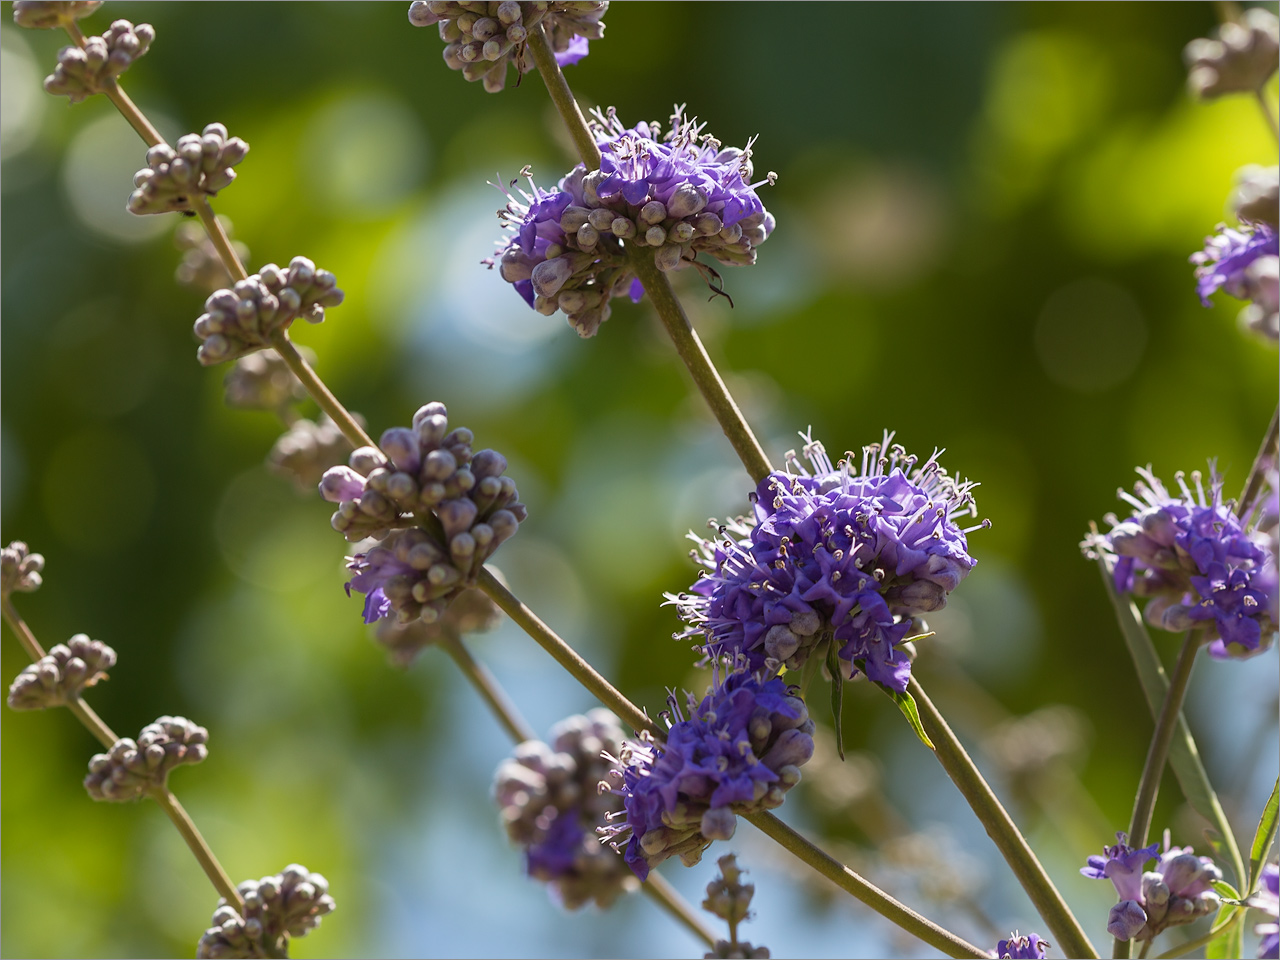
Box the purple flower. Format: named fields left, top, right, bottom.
left=487, top=107, right=776, bottom=337
left=325, top=403, right=526, bottom=625
left=1191, top=222, right=1278, bottom=304
left=601, top=664, right=814, bottom=880
left=671, top=432, right=985, bottom=693
left=993, top=932, right=1048, bottom=959
left=1084, top=465, right=1277, bottom=659
left=1251, top=863, right=1279, bottom=960
left=1081, top=831, right=1221, bottom=942
left=408, top=1, right=607, bottom=93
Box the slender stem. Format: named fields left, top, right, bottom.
left=640, top=872, right=717, bottom=949
left=1137, top=939, right=1152, bottom=960
left=525, top=25, right=601, bottom=169
left=437, top=633, right=537, bottom=743
left=908, top=676, right=1099, bottom=959
left=475, top=567, right=656, bottom=737
left=101, top=79, right=165, bottom=148
left=193, top=198, right=250, bottom=283
left=1238, top=404, right=1279, bottom=516
left=1153, top=910, right=1242, bottom=959
left=627, top=253, right=774, bottom=483
left=2, top=595, right=46, bottom=661
left=526, top=27, right=774, bottom=484
left=268, top=330, right=376, bottom=450
left=744, top=811, right=988, bottom=959
left=1256, top=89, right=1279, bottom=142
left=1127, top=631, right=1205, bottom=849
left=149, top=786, right=244, bottom=912
left=67, top=697, right=119, bottom=750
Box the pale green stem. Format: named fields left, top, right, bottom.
left=268, top=329, right=376, bottom=450
left=1257, top=90, right=1280, bottom=142
left=2, top=595, right=243, bottom=913
left=193, top=198, right=250, bottom=283
left=908, top=676, right=1099, bottom=959
left=437, top=633, right=537, bottom=744
left=640, top=872, right=718, bottom=949
left=1153, top=910, right=1243, bottom=959
left=743, top=812, right=988, bottom=958
left=526, top=29, right=774, bottom=484
left=1239, top=405, right=1279, bottom=516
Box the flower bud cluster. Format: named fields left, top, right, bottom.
left=602, top=666, right=814, bottom=881
left=7, top=634, right=116, bottom=710
left=1081, top=832, right=1221, bottom=942
left=490, top=107, right=775, bottom=337
left=701, top=855, right=770, bottom=959
left=43, top=19, right=154, bottom=102
left=671, top=432, right=984, bottom=693
left=1, top=541, right=44, bottom=596
left=492, top=709, right=638, bottom=909
left=375, top=584, right=501, bottom=666
left=128, top=124, right=248, bottom=216
left=408, top=1, right=606, bottom=93
left=194, top=256, right=344, bottom=366
left=223, top=349, right=307, bottom=412
left=994, top=932, right=1048, bottom=959
left=268, top=415, right=358, bottom=492
left=1191, top=222, right=1279, bottom=341
left=196, top=864, right=335, bottom=959
left=327, top=403, right=526, bottom=624
left=175, top=218, right=250, bottom=293
left=84, top=716, right=208, bottom=801
left=12, top=1, right=100, bottom=30
left=1083, top=466, right=1277, bottom=658
left=1184, top=9, right=1279, bottom=99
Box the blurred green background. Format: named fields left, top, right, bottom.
left=2, top=2, right=1277, bottom=957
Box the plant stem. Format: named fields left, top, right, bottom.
left=437, top=633, right=537, bottom=743
left=1153, top=910, right=1242, bottom=959
left=2, top=595, right=46, bottom=661
left=193, top=198, right=250, bottom=283
left=1239, top=404, right=1279, bottom=516
left=744, top=811, right=988, bottom=959
left=525, top=25, right=601, bottom=169
left=1127, top=631, right=1205, bottom=849
left=475, top=567, right=656, bottom=737
left=1256, top=89, right=1279, bottom=142
left=66, top=697, right=119, bottom=751
left=527, top=30, right=774, bottom=484
left=62, top=21, right=166, bottom=148
left=627, top=253, right=774, bottom=483
left=640, top=872, right=717, bottom=949
left=150, top=786, right=245, bottom=912
left=268, top=329, right=376, bottom=450
left=908, top=676, right=1099, bottom=959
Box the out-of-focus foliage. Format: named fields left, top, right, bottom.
left=1, top=3, right=1276, bottom=957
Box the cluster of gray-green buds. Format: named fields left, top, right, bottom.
left=43, top=18, right=154, bottom=103
left=176, top=217, right=249, bottom=293
left=196, top=864, right=335, bottom=959
left=11, top=0, right=100, bottom=30
left=223, top=349, right=307, bottom=412
left=1, top=541, right=44, bottom=596
left=194, top=256, right=344, bottom=366
left=702, top=855, right=769, bottom=959
left=408, top=1, right=606, bottom=93
left=375, top=584, right=501, bottom=666
left=84, top=715, right=208, bottom=801
left=1184, top=8, right=1279, bottom=99
left=8, top=634, right=116, bottom=711
left=268, top=415, right=358, bottom=492
left=128, top=123, right=248, bottom=216
left=492, top=709, right=638, bottom=909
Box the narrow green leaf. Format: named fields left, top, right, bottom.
left=878, top=680, right=935, bottom=750
left=827, top=642, right=845, bottom=761
left=1096, top=559, right=1246, bottom=889
left=1210, top=878, right=1242, bottom=902
left=1205, top=909, right=1244, bottom=960
left=1249, top=777, right=1279, bottom=893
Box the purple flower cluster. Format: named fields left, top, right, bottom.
left=408, top=1, right=606, bottom=93
left=993, top=932, right=1047, bottom=959
left=1081, top=832, right=1221, bottom=942
left=322, top=402, right=526, bottom=625
left=601, top=665, right=814, bottom=881
left=1191, top=222, right=1279, bottom=340
left=1252, top=863, right=1279, bottom=959
left=1085, top=466, right=1277, bottom=659
left=671, top=432, right=984, bottom=693
left=489, top=106, right=775, bottom=337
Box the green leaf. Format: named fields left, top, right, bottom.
left=869, top=670, right=935, bottom=750
left=1248, top=777, right=1279, bottom=893
left=827, top=641, right=846, bottom=761
left=1205, top=907, right=1244, bottom=959
left=1096, top=559, right=1246, bottom=888
left=1210, top=879, right=1242, bottom=903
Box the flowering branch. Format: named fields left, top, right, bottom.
left=61, top=19, right=164, bottom=146
left=908, top=676, right=1100, bottom=960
